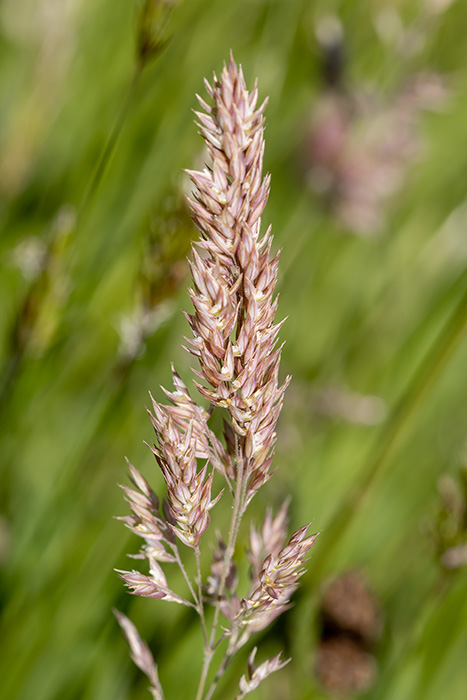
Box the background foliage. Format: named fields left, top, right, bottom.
left=1, top=0, right=467, bottom=698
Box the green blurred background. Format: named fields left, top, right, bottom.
left=1, top=0, right=467, bottom=698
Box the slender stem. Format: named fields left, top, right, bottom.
left=204, top=627, right=244, bottom=700
left=194, top=447, right=246, bottom=700
left=203, top=648, right=235, bottom=700
left=238, top=459, right=250, bottom=520
left=213, top=628, right=231, bottom=652
left=223, top=470, right=235, bottom=498
left=195, top=545, right=208, bottom=646
left=171, top=544, right=198, bottom=607
left=195, top=648, right=213, bottom=700
left=210, top=451, right=245, bottom=642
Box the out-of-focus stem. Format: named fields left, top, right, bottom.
left=78, top=62, right=142, bottom=223
left=313, top=271, right=467, bottom=574
left=0, top=61, right=143, bottom=415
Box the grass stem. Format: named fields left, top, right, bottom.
left=312, top=271, right=467, bottom=575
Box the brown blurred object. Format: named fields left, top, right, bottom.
left=315, top=571, right=382, bottom=697
left=321, top=570, right=382, bottom=642
left=316, top=637, right=376, bottom=698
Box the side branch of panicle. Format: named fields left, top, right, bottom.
left=240, top=523, right=319, bottom=630
left=146, top=367, right=226, bottom=547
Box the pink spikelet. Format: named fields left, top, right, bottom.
left=186, top=53, right=290, bottom=503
